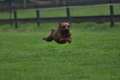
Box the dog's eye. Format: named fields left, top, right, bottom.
left=68, top=26, right=70, bottom=28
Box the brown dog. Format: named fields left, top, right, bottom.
left=42, top=22, right=72, bottom=44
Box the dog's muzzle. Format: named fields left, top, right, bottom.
left=64, top=29, right=69, bottom=32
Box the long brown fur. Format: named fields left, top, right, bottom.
left=42, top=22, right=72, bottom=44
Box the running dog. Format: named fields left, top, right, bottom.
left=42, top=22, right=72, bottom=44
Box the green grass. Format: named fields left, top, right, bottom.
left=0, top=5, right=120, bottom=19
left=0, top=22, right=120, bottom=80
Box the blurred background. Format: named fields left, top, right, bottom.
left=0, top=0, right=120, bottom=28
left=0, top=0, right=120, bottom=10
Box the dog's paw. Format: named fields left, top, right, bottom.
left=68, top=41, right=71, bottom=43
left=42, top=37, right=46, bottom=40
left=67, top=40, right=72, bottom=43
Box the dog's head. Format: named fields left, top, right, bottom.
left=58, top=22, right=70, bottom=33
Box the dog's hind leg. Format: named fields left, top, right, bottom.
left=42, top=34, right=53, bottom=41
left=42, top=36, right=53, bottom=41
left=42, top=30, right=54, bottom=42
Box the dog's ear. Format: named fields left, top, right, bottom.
left=59, top=23, right=61, bottom=26
left=68, top=21, right=71, bottom=25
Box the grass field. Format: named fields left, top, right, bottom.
left=0, top=22, right=120, bottom=80
left=0, top=5, right=120, bottom=19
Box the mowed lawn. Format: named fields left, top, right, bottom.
left=0, top=22, right=120, bottom=80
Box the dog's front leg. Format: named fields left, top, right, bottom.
left=66, top=36, right=72, bottom=43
